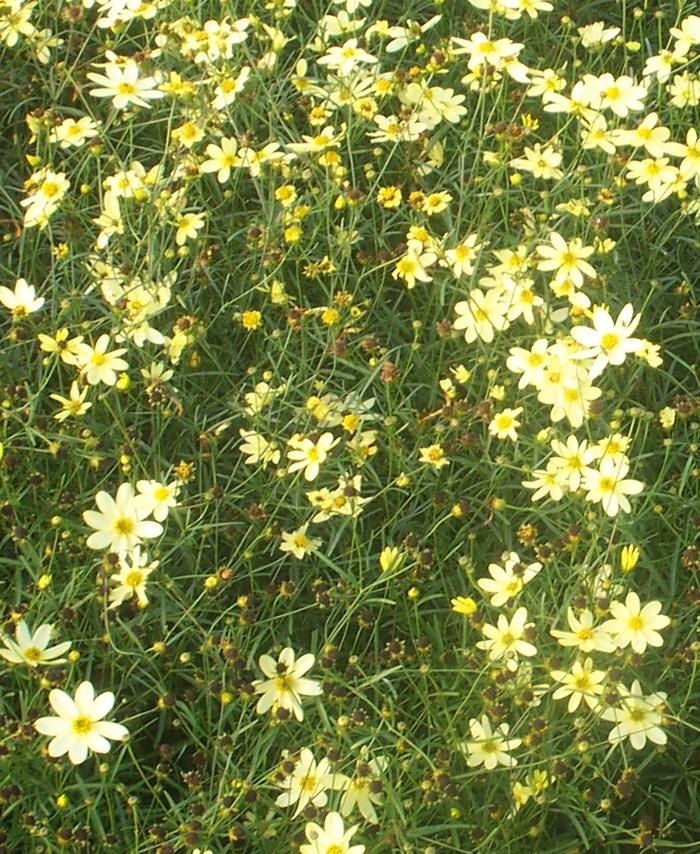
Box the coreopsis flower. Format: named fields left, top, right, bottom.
left=548, top=435, right=598, bottom=491
left=451, top=596, right=477, bottom=615
left=620, top=544, right=641, bottom=573
left=275, top=748, right=339, bottom=817
left=49, top=116, right=99, bottom=148
left=590, top=73, right=647, bottom=117
left=49, top=382, right=92, bottom=422
left=0, top=278, right=44, bottom=318
left=522, top=464, right=567, bottom=502
left=337, top=755, right=387, bottom=823
left=20, top=169, right=70, bottom=228
left=582, top=458, right=644, bottom=516
left=279, top=525, right=322, bottom=560
left=287, top=432, right=339, bottom=481
left=453, top=288, right=509, bottom=343
left=509, top=144, right=563, bottom=180
left=550, top=608, right=616, bottom=653
left=506, top=339, right=550, bottom=389
left=462, top=715, right=521, bottom=769
left=135, top=479, right=180, bottom=522
left=210, top=65, right=250, bottom=109
left=419, top=443, right=448, bottom=470
left=535, top=233, right=597, bottom=288
left=38, top=329, right=84, bottom=365
left=239, top=429, right=281, bottom=469
left=488, top=407, right=523, bottom=441
left=199, top=136, right=241, bottom=183
left=443, top=233, right=483, bottom=277
left=0, top=620, right=71, bottom=667
left=603, top=592, right=670, bottom=654
left=549, top=658, right=606, bottom=712
left=578, top=21, right=620, bottom=47
left=477, top=553, right=541, bottom=607
left=477, top=607, right=537, bottom=666
left=379, top=546, right=403, bottom=573
left=570, top=304, right=644, bottom=378
left=83, top=482, right=163, bottom=555
left=75, top=335, right=128, bottom=386
left=317, top=39, right=377, bottom=76
left=87, top=59, right=164, bottom=110
left=34, top=681, right=129, bottom=765
left=253, top=647, right=322, bottom=721
left=174, top=212, right=205, bottom=245
left=108, top=546, right=158, bottom=609
left=600, top=680, right=667, bottom=750
left=391, top=245, right=437, bottom=289
left=306, top=475, right=370, bottom=522
left=300, top=812, right=365, bottom=854
left=384, top=14, right=441, bottom=52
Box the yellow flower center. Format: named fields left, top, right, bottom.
left=117, top=82, right=137, bottom=96
left=114, top=517, right=135, bottom=536
left=24, top=646, right=42, bottom=662
left=72, top=716, right=93, bottom=735
left=629, top=706, right=646, bottom=723
left=300, top=774, right=318, bottom=793
left=154, top=486, right=170, bottom=502
left=481, top=739, right=498, bottom=753
left=91, top=352, right=107, bottom=366
left=577, top=627, right=593, bottom=640
left=627, top=615, right=643, bottom=631
left=601, top=332, right=619, bottom=351
left=327, top=846, right=343, bottom=854
left=573, top=675, right=592, bottom=691
left=126, top=570, right=143, bottom=588
left=598, top=476, right=616, bottom=493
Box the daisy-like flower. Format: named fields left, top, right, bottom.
left=603, top=591, right=670, bottom=654
left=550, top=608, right=616, bottom=653
left=300, top=811, right=365, bottom=854
left=135, top=479, right=180, bottom=523
left=75, top=334, right=128, bottom=386
left=199, top=136, right=241, bottom=183
left=477, top=607, right=537, bottom=666
left=239, top=429, right=281, bottom=469
left=0, top=620, right=71, bottom=667
left=20, top=169, right=70, bottom=229
left=453, top=288, right=509, bottom=343
left=275, top=748, right=339, bottom=818
left=391, top=245, right=438, bottom=289
left=87, top=59, right=164, bottom=110
left=49, top=381, right=92, bottom=422
left=462, top=714, right=521, bottom=770
left=570, top=304, right=644, bottom=379
left=477, top=553, right=541, bottom=607
left=287, top=432, right=339, bottom=481
left=600, top=680, right=667, bottom=750
left=279, top=525, right=322, bottom=560
left=488, top=407, right=523, bottom=441
left=83, top=482, right=163, bottom=555
left=174, top=212, right=205, bottom=246
left=317, top=38, right=377, bottom=76
left=337, top=754, right=387, bottom=824
left=548, top=435, right=598, bottom=491
left=253, top=647, right=322, bottom=722
left=108, top=546, right=159, bottom=609
left=418, top=443, right=449, bottom=470
left=582, top=457, right=644, bottom=517
left=0, top=278, right=44, bottom=319
left=536, top=232, right=596, bottom=289
left=522, top=464, right=567, bottom=502
left=34, top=681, right=129, bottom=765
left=549, top=658, right=606, bottom=712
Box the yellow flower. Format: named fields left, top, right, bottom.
left=451, top=596, right=477, bottom=615
left=376, top=185, right=402, bottom=209
left=241, top=310, right=262, bottom=330
left=379, top=546, right=403, bottom=573
left=620, top=544, right=640, bottom=573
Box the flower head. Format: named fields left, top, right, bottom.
left=34, top=681, right=129, bottom=765
left=0, top=620, right=71, bottom=667
left=253, top=647, right=322, bottom=721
